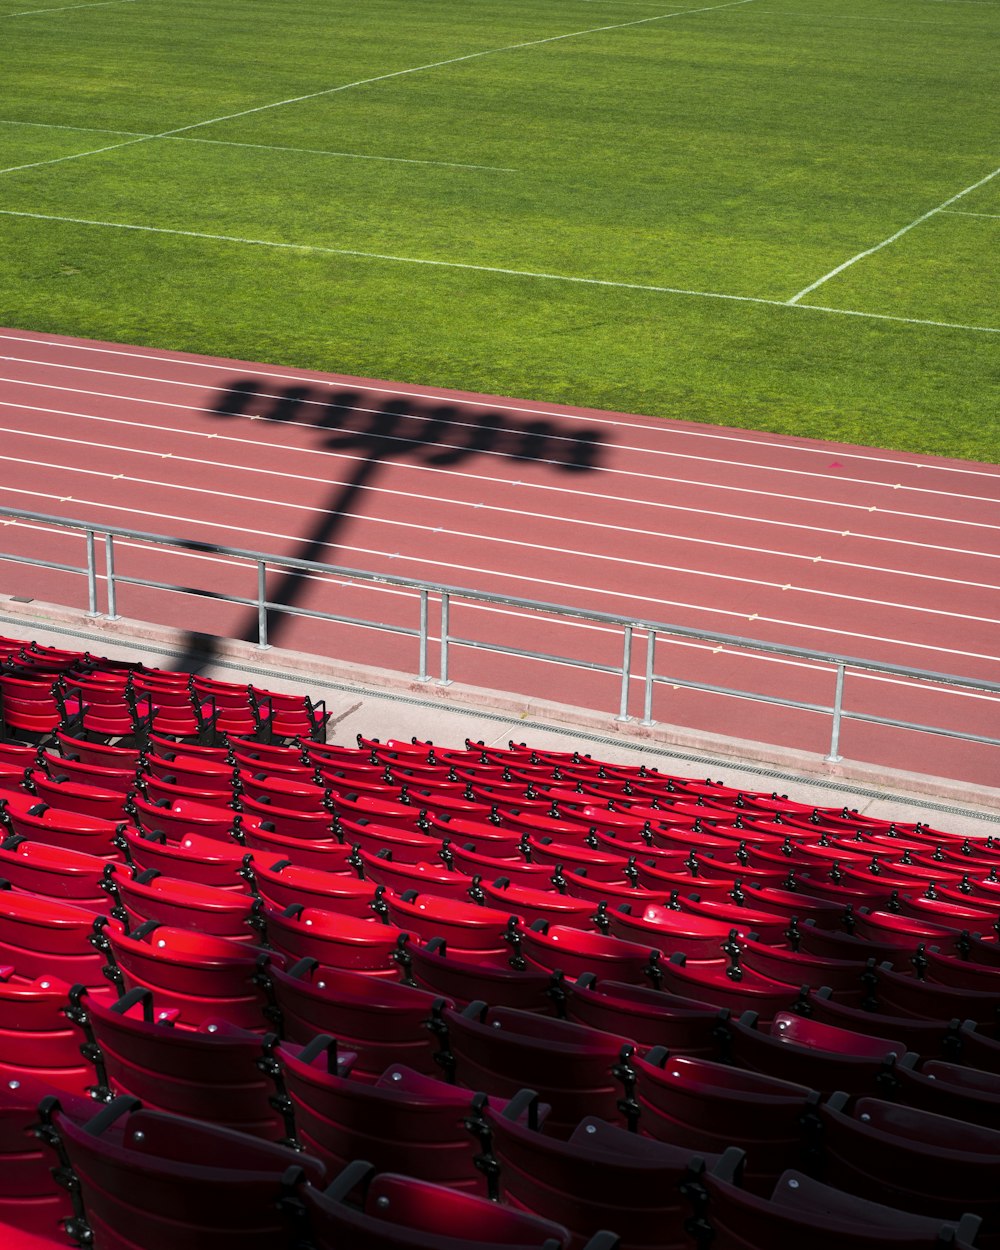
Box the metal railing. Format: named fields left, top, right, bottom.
left=2, top=505, right=999, bottom=765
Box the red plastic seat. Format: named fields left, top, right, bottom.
left=431, top=1002, right=633, bottom=1138
left=68, top=984, right=308, bottom=1139
left=100, top=920, right=273, bottom=1030
left=264, top=903, right=403, bottom=975
left=738, top=935, right=875, bottom=1003
left=896, top=1054, right=1000, bottom=1129
left=118, top=827, right=247, bottom=890
left=248, top=857, right=379, bottom=918
left=660, top=952, right=802, bottom=1022
left=0, top=791, right=121, bottom=857
left=128, top=793, right=239, bottom=841
left=239, top=823, right=356, bottom=872
left=0, top=836, right=108, bottom=908
left=804, top=989, right=966, bottom=1060
left=279, top=1039, right=524, bottom=1193
left=0, top=969, right=96, bottom=1095
left=382, top=890, right=516, bottom=956
left=107, top=868, right=257, bottom=941
left=701, top=1149, right=981, bottom=1250
left=819, top=1094, right=1000, bottom=1241
left=270, top=957, right=445, bottom=1078
left=38, top=1094, right=326, bottom=1250
left=300, top=1160, right=575, bottom=1250
left=337, top=816, right=442, bottom=863
left=634, top=1050, right=820, bottom=1189
left=874, top=962, right=1000, bottom=1025
left=0, top=675, right=64, bottom=736
left=486, top=1091, right=721, bottom=1249
left=0, top=888, right=109, bottom=988
left=727, top=1010, right=911, bottom=1096
left=39, top=752, right=135, bottom=796
left=397, top=936, right=560, bottom=1014
left=607, top=903, right=752, bottom=961
left=25, top=770, right=125, bottom=822
left=520, top=922, right=661, bottom=985
left=359, top=851, right=475, bottom=902
left=565, top=975, right=728, bottom=1055
left=481, top=878, right=598, bottom=930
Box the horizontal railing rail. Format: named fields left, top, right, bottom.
left=1, top=505, right=998, bottom=764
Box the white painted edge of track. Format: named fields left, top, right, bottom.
left=2, top=334, right=998, bottom=483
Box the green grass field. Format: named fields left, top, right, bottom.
left=1, top=0, right=997, bottom=460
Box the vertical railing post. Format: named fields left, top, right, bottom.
left=438, top=593, right=451, bottom=686
left=85, top=529, right=98, bottom=615
left=417, top=590, right=430, bottom=682
left=825, top=663, right=846, bottom=762
left=256, top=561, right=269, bottom=649
left=105, top=533, right=118, bottom=619
left=616, top=624, right=634, bottom=721
left=641, top=629, right=656, bottom=725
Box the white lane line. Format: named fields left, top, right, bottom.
left=3, top=335, right=998, bottom=481
left=940, top=209, right=1000, bottom=220
left=0, top=120, right=516, bottom=173
left=0, top=0, right=753, bottom=175
left=5, top=400, right=995, bottom=562
left=6, top=449, right=999, bottom=595
left=1, top=209, right=996, bottom=337
left=5, top=400, right=1000, bottom=536
left=6, top=487, right=995, bottom=665
left=5, top=0, right=135, bottom=14
left=4, top=370, right=998, bottom=507
left=787, top=165, right=1000, bottom=304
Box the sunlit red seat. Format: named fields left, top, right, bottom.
left=0, top=836, right=108, bottom=909
left=249, top=857, right=378, bottom=918
left=264, top=903, right=403, bottom=976
left=521, top=921, right=661, bottom=985
left=0, top=889, right=109, bottom=988
left=108, top=868, right=256, bottom=941
left=118, top=827, right=247, bottom=890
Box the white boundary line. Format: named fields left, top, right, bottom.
left=0, top=121, right=516, bottom=173
left=3, top=370, right=998, bottom=508
left=4, top=0, right=135, bottom=14
left=5, top=448, right=999, bottom=593
left=1, top=208, right=997, bottom=336
left=787, top=165, right=1000, bottom=304
left=3, top=334, right=998, bottom=481
left=0, top=0, right=755, bottom=176
left=4, top=398, right=1000, bottom=536
left=941, top=209, right=1000, bottom=220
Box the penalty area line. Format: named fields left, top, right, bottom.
left=0, top=207, right=996, bottom=336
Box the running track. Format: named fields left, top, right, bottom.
left=1, top=328, right=998, bottom=789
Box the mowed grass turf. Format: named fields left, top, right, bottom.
left=0, top=0, right=997, bottom=460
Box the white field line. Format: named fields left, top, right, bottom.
left=3, top=335, right=998, bottom=482
left=940, top=209, right=1000, bottom=220
left=4, top=0, right=135, bottom=15
left=745, top=8, right=955, bottom=23
left=5, top=448, right=1000, bottom=596
left=4, top=370, right=999, bottom=509
left=1, top=209, right=997, bottom=337
left=0, top=0, right=755, bottom=176
left=4, top=396, right=1000, bottom=537
left=5, top=490, right=997, bottom=666
left=0, top=120, right=516, bottom=173
left=787, top=165, right=1000, bottom=304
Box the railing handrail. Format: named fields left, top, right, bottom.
left=4, top=503, right=998, bottom=697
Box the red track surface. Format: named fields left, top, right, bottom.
left=1, top=328, right=998, bottom=786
